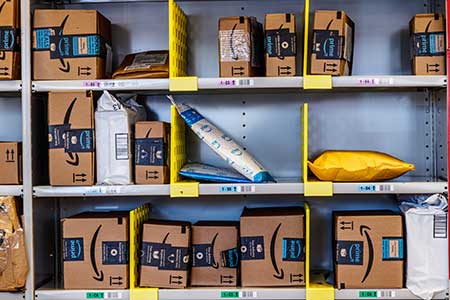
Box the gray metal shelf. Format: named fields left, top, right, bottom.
left=0, top=185, right=23, bottom=196
left=0, top=292, right=25, bottom=300
left=0, top=81, right=22, bottom=92
left=32, top=180, right=447, bottom=197
left=31, top=76, right=446, bottom=92
left=34, top=288, right=448, bottom=300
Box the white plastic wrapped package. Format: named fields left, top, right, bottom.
left=95, top=91, right=146, bottom=185
left=399, top=194, right=448, bottom=300
left=179, top=163, right=252, bottom=183
left=169, top=96, right=274, bottom=183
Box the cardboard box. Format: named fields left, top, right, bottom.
left=0, top=196, right=28, bottom=291
left=135, top=121, right=170, bottom=184
left=191, top=221, right=239, bottom=287
left=410, top=14, right=445, bottom=75
left=0, top=0, right=20, bottom=80
left=62, top=212, right=129, bottom=289
left=334, top=211, right=404, bottom=289
left=140, top=220, right=191, bottom=288
left=311, top=10, right=354, bottom=76
left=33, top=9, right=112, bottom=80
left=48, top=91, right=95, bottom=186
left=240, top=207, right=305, bottom=287
left=0, top=142, right=21, bottom=184
left=265, top=13, right=296, bottom=77
left=219, top=16, right=264, bottom=77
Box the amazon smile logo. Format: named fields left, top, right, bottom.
left=359, top=225, right=373, bottom=283
left=63, top=97, right=80, bottom=166
left=270, top=223, right=284, bottom=279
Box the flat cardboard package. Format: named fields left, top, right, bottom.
left=334, top=211, right=404, bottom=289
left=219, top=16, right=264, bottom=77
left=265, top=13, right=296, bottom=77
left=113, top=50, right=169, bottom=79
left=140, top=220, right=191, bottom=288
left=240, top=207, right=305, bottom=287
left=0, top=0, right=20, bottom=80
left=191, top=221, right=239, bottom=287
left=410, top=14, right=445, bottom=75
left=62, top=212, right=129, bottom=289
left=33, top=9, right=112, bottom=80
left=0, top=142, right=21, bottom=184
left=48, top=91, right=95, bottom=186
left=0, top=196, right=28, bottom=291
left=311, top=10, right=354, bottom=76
left=135, top=121, right=170, bottom=184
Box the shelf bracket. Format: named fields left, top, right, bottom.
left=169, top=76, right=199, bottom=92
left=303, top=75, right=332, bottom=90
left=170, top=182, right=199, bottom=197
left=130, top=288, right=158, bottom=300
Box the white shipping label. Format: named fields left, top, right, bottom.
left=124, top=53, right=168, bottom=71
left=115, top=133, right=129, bottom=160
left=219, top=30, right=251, bottom=62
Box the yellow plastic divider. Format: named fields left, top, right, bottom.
left=129, top=204, right=158, bottom=300
left=302, top=0, right=332, bottom=90
left=302, top=103, right=333, bottom=196
left=168, top=0, right=198, bottom=91
left=305, top=202, right=335, bottom=300
left=170, top=105, right=199, bottom=197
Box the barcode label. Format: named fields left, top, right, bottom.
left=115, top=133, right=129, bottom=160
left=433, top=214, right=447, bottom=238
left=220, top=185, right=256, bottom=193
left=239, top=291, right=257, bottom=298
left=378, top=291, right=396, bottom=298
left=105, top=293, right=122, bottom=299
left=357, top=78, right=394, bottom=86
left=358, top=184, right=394, bottom=193
left=85, top=186, right=122, bottom=195
left=236, top=79, right=254, bottom=86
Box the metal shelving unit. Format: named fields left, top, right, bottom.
left=0, top=81, right=22, bottom=92
left=31, top=76, right=447, bottom=92
left=34, top=288, right=448, bottom=300
left=0, top=185, right=23, bottom=196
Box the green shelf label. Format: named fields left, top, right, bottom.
left=86, top=292, right=105, bottom=299
left=221, top=291, right=239, bottom=298
left=359, top=291, right=378, bottom=298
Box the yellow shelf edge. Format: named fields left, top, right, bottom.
left=304, top=75, right=333, bottom=90
left=169, top=76, right=199, bottom=92
left=130, top=288, right=159, bottom=300
left=170, top=181, right=200, bottom=197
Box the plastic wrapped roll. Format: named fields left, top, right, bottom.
left=169, top=96, right=274, bottom=183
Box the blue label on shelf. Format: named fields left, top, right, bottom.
left=359, top=185, right=376, bottom=192
left=135, top=138, right=166, bottom=166
left=221, top=248, right=239, bottom=268
left=240, top=236, right=265, bottom=260
left=382, top=237, right=404, bottom=260
left=336, top=241, right=363, bottom=265
left=282, top=238, right=305, bottom=261
left=102, top=241, right=128, bottom=265
left=63, top=238, right=84, bottom=261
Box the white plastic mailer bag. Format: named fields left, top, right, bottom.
left=400, top=194, right=448, bottom=300
left=95, top=91, right=146, bottom=185
left=169, top=96, right=274, bottom=183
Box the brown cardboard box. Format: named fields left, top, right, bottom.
left=240, top=207, right=305, bottom=287
left=33, top=9, right=112, bottom=80
left=135, top=121, right=170, bottom=184
left=219, top=16, right=264, bottom=77
left=311, top=10, right=354, bottom=76
left=0, top=0, right=20, bottom=80
left=48, top=91, right=95, bottom=186
left=265, top=14, right=296, bottom=77
left=0, top=196, right=28, bottom=291
left=191, top=221, right=239, bottom=287
left=334, top=211, right=404, bottom=289
left=410, top=14, right=445, bottom=75
left=62, top=212, right=129, bottom=289
left=0, top=142, right=21, bottom=184
left=140, top=220, right=191, bottom=288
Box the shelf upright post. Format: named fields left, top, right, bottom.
left=168, top=0, right=198, bottom=92
left=21, top=0, right=34, bottom=297
left=302, top=0, right=332, bottom=90
left=446, top=0, right=450, bottom=284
